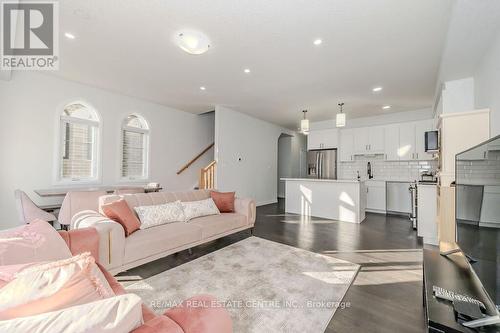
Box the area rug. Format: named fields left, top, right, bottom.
left=125, top=237, right=359, bottom=332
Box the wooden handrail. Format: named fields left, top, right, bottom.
left=199, top=161, right=216, bottom=189
left=177, top=143, right=214, bottom=175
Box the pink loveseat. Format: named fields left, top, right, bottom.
left=59, top=227, right=232, bottom=333
left=70, top=190, right=256, bottom=275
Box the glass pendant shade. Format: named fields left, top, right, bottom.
left=300, top=119, right=310, bottom=133
left=336, top=113, right=346, bottom=127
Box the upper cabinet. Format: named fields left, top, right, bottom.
left=338, top=119, right=436, bottom=162
left=307, top=128, right=338, bottom=150
left=384, top=124, right=400, bottom=161
left=339, top=129, right=355, bottom=162
left=353, top=126, right=384, bottom=154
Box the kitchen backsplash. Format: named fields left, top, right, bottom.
left=456, top=150, right=500, bottom=185
left=339, top=155, right=438, bottom=181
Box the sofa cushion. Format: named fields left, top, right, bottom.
left=0, top=220, right=72, bottom=265
left=210, top=191, right=235, bottom=213
left=190, top=213, right=247, bottom=239
left=123, top=222, right=202, bottom=264
left=0, top=294, right=143, bottom=333
left=182, top=198, right=220, bottom=222
left=101, top=199, right=141, bottom=236
left=135, top=201, right=186, bottom=229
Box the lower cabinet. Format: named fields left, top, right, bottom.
left=366, top=181, right=386, bottom=213
left=417, top=184, right=438, bottom=245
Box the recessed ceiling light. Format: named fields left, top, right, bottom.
left=64, top=32, right=76, bottom=39
left=382, top=105, right=392, bottom=110
left=244, top=68, right=251, bottom=73
left=200, top=86, right=206, bottom=91
left=313, top=39, right=322, bottom=46
left=372, top=86, right=383, bottom=92
left=175, top=30, right=211, bottom=55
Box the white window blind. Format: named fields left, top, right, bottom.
left=121, top=115, right=149, bottom=180
left=58, top=103, right=100, bottom=182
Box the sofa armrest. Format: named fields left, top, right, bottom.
left=234, top=198, right=256, bottom=226
left=58, top=228, right=99, bottom=261
left=71, top=210, right=125, bottom=271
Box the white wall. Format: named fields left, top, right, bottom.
left=0, top=72, right=214, bottom=229
left=475, top=29, right=500, bottom=136
left=214, top=106, right=299, bottom=206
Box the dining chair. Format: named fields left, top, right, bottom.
left=14, top=189, right=57, bottom=225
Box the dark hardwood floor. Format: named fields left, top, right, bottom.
left=119, top=199, right=425, bottom=333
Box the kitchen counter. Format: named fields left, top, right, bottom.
left=281, top=178, right=366, bottom=223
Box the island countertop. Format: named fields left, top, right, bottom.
left=280, top=178, right=363, bottom=184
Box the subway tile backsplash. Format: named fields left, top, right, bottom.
left=339, top=155, right=438, bottom=181
left=456, top=150, right=500, bottom=185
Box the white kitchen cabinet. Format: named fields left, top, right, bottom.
left=307, top=129, right=338, bottom=150
left=368, top=126, right=385, bottom=153
left=366, top=180, right=386, bottom=213
left=415, top=120, right=435, bottom=161
left=398, top=123, right=416, bottom=161
left=384, top=124, right=400, bottom=161
left=354, top=128, right=369, bottom=153
left=417, top=184, right=438, bottom=245
left=339, top=129, right=355, bottom=162
left=353, top=126, right=384, bottom=154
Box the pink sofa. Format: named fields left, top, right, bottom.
left=59, top=228, right=232, bottom=333
left=70, top=190, right=256, bottom=275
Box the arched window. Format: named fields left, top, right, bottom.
left=58, top=102, right=100, bottom=182
left=121, top=114, right=149, bottom=180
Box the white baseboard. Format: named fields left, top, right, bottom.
left=256, top=199, right=278, bottom=207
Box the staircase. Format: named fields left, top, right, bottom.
left=176, top=142, right=216, bottom=190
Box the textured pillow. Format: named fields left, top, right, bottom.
left=0, top=252, right=114, bottom=312
left=0, top=262, right=45, bottom=286
left=0, top=294, right=144, bottom=333
left=182, top=198, right=220, bottom=221
left=210, top=191, right=236, bottom=213
left=134, top=201, right=186, bottom=229
left=101, top=199, right=141, bottom=236
left=0, top=220, right=72, bottom=265
left=0, top=262, right=114, bottom=319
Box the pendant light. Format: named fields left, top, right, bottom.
left=300, top=110, right=310, bottom=134
left=336, top=102, right=346, bottom=128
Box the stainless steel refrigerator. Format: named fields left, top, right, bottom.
left=307, top=149, right=337, bottom=179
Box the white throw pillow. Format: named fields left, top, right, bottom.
left=182, top=198, right=220, bottom=221
left=0, top=252, right=114, bottom=311
left=0, top=294, right=143, bottom=333
left=134, top=201, right=186, bottom=229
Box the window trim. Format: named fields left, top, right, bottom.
left=119, top=113, right=150, bottom=183
left=54, top=101, right=102, bottom=185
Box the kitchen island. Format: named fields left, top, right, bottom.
left=281, top=178, right=366, bottom=223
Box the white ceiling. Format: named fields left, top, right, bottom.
left=51, top=0, right=454, bottom=129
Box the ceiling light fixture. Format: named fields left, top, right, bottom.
left=372, top=86, right=383, bottom=93
left=336, top=103, right=346, bottom=128
left=313, top=39, right=323, bottom=46
left=300, top=110, right=310, bottom=135
left=175, top=30, right=211, bottom=55
left=200, top=86, right=206, bottom=91
left=244, top=68, right=251, bottom=73
left=382, top=105, right=392, bottom=110
left=64, top=32, right=76, bottom=39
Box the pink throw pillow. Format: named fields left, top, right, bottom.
left=0, top=220, right=72, bottom=265
left=101, top=200, right=141, bottom=236
left=210, top=191, right=235, bottom=213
